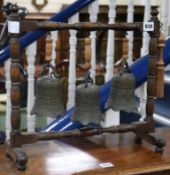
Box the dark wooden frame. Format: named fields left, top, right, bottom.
left=6, top=8, right=166, bottom=171
left=0, top=0, right=4, bottom=22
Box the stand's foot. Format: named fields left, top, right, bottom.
left=16, top=161, right=27, bottom=171
left=134, top=136, right=142, bottom=144
left=135, top=133, right=166, bottom=153
left=14, top=148, right=27, bottom=170
left=155, top=146, right=164, bottom=154
left=6, top=143, right=28, bottom=171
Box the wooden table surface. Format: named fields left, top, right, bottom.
left=0, top=127, right=170, bottom=175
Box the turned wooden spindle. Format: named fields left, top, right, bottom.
left=84, top=38, right=92, bottom=68
left=56, top=31, right=62, bottom=64
left=6, top=13, right=28, bottom=171
left=79, top=38, right=91, bottom=70
left=45, top=33, right=52, bottom=62
left=8, top=14, right=22, bottom=147
left=114, top=37, right=129, bottom=74
left=122, top=37, right=129, bottom=60
left=146, top=8, right=160, bottom=122
left=156, top=33, right=165, bottom=98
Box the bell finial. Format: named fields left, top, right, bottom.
left=84, top=71, right=93, bottom=87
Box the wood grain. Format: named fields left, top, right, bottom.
left=0, top=127, right=170, bottom=175
left=156, top=33, right=165, bottom=98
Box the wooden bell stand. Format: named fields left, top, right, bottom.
left=6, top=8, right=166, bottom=170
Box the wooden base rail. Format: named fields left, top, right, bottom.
left=6, top=121, right=166, bottom=170
left=24, top=122, right=137, bottom=143
left=6, top=8, right=166, bottom=171
left=6, top=122, right=166, bottom=170
left=22, top=121, right=166, bottom=148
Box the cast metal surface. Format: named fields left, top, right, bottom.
left=106, top=62, right=137, bottom=113
left=73, top=73, right=102, bottom=125
left=31, top=64, right=65, bottom=118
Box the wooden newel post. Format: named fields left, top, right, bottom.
left=83, top=38, right=91, bottom=69
left=156, top=33, right=165, bottom=98
left=45, top=32, right=52, bottom=62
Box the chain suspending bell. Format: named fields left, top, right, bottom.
left=31, top=64, right=65, bottom=118
left=72, top=72, right=103, bottom=126
left=106, top=61, right=137, bottom=113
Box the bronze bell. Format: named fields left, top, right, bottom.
left=72, top=73, right=102, bottom=125
left=106, top=61, right=137, bottom=113
left=31, top=64, right=65, bottom=118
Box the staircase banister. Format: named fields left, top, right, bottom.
left=1, top=0, right=170, bottom=88
left=131, top=37, right=170, bottom=88
left=99, top=37, right=170, bottom=112
left=0, top=0, right=96, bottom=64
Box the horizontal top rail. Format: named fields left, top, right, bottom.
left=21, top=21, right=144, bottom=32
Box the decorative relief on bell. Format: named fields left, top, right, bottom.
left=106, top=61, right=138, bottom=113
left=72, top=72, right=103, bottom=125
left=31, top=64, right=65, bottom=118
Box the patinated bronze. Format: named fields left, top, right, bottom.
left=31, top=64, right=65, bottom=118
left=73, top=73, right=102, bottom=125
left=106, top=61, right=137, bottom=113
left=6, top=8, right=166, bottom=171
